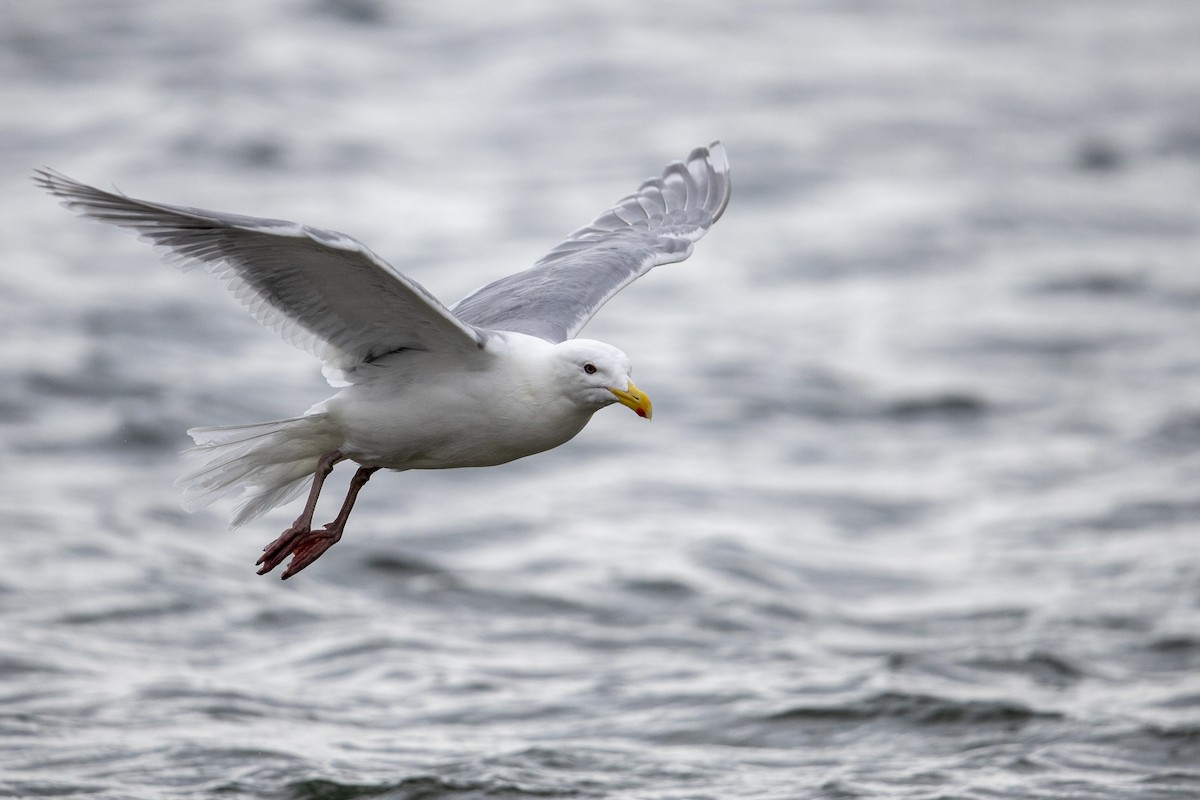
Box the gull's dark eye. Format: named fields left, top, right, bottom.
left=583, top=362, right=597, bottom=375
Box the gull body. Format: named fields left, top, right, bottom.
left=324, top=334, right=634, bottom=469
left=36, top=143, right=730, bottom=578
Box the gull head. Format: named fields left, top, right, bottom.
left=551, top=339, right=653, bottom=419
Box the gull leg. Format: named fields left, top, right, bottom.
left=280, top=465, right=381, bottom=580
left=256, top=450, right=344, bottom=575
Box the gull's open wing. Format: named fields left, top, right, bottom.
left=450, top=142, right=730, bottom=343
left=36, top=169, right=486, bottom=379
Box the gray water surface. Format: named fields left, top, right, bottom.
left=3, top=2, right=1200, bottom=798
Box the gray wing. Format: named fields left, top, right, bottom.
left=450, top=141, right=731, bottom=343
left=35, top=169, right=486, bottom=380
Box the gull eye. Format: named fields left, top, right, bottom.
left=583, top=362, right=597, bottom=375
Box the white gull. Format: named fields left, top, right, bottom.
left=36, top=142, right=731, bottom=578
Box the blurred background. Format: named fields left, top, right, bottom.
left=3, top=1, right=1200, bottom=798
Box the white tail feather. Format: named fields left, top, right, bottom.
left=175, top=414, right=341, bottom=528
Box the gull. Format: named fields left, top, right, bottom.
left=35, top=142, right=731, bottom=579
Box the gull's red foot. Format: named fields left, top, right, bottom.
left=254, top=449, right=347, bottom=577
left=256, top=526, right=311, bottom=575
left=253, top=465, right=378, bottom=579
left=280, top=527, right=342, bottom=580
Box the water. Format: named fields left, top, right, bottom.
left=3, top=1, right=1200, bottom=797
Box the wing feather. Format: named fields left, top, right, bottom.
left=34, top=169, right=485, bottom=380
left=450, top=141, right=730, bottom=342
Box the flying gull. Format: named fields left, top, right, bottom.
left=35, top=142, right=731, bottom=578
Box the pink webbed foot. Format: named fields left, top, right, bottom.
left=279, top=527, right=343, bottom=580
left=255, top=525, right=344, bottom=578
left=253, top=463, right=379, bottom=580
left=254, top=449, right=346, bottom=577
left=256, top=526, right=311, bottom=575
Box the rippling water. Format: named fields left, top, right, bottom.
left=4, top=1, right=1200, bottom=798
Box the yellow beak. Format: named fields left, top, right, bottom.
left=608, top=381, right=653, bottom=419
